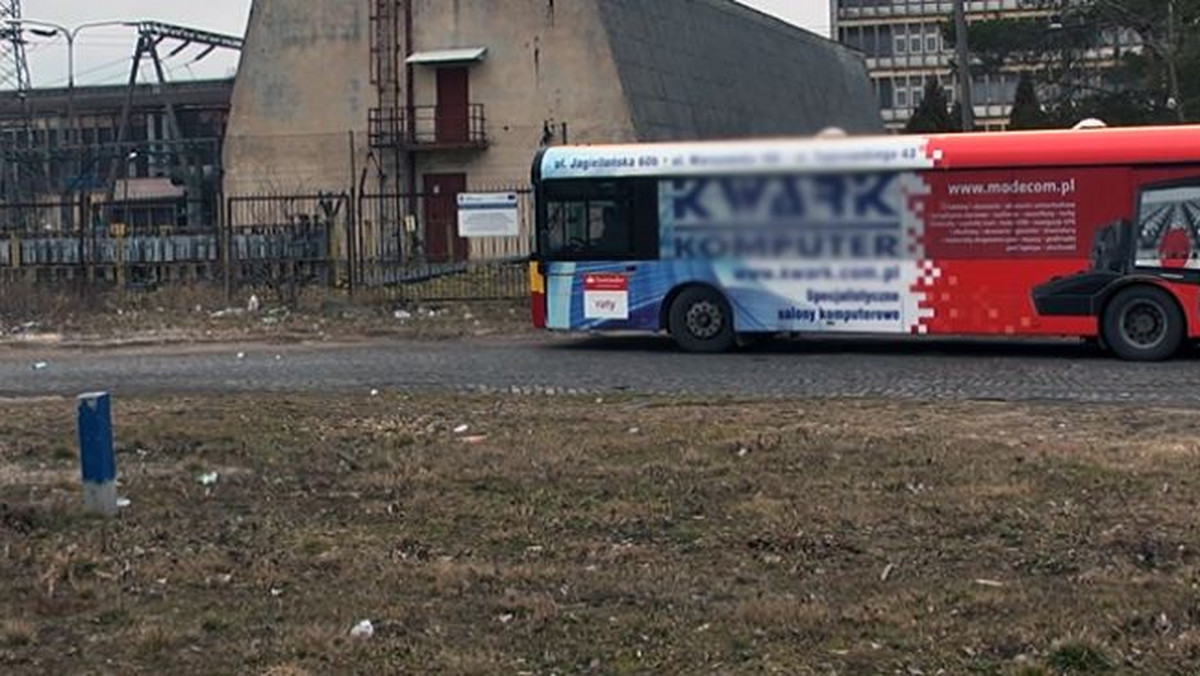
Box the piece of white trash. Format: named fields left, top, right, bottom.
left=349, top=619, right=374, bottom=639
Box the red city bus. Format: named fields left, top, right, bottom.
left=530, top=124, right=1200, bottom=360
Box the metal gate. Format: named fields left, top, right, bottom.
left=224, top=192, right=350, bottom=296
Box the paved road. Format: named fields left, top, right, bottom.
left=2, top=334, right=1200, bottom=404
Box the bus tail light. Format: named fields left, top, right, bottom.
left=529, top=260, right=546, bottom=328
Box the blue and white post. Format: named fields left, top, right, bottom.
left=77, top=392, right=118, bottom=517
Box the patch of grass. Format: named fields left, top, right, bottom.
left=94, top=609, right=129, bottom=627
left=0, top=619, right=35, bottom=647
left=133, top=623, right=176, bottom=659
left=259, top=665, right=315, bottom=676
left=200, top=614, right=230, bottom=634
left=1048, top=642, right=1113, bottom=674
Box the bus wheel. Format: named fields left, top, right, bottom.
left=1082, top=333, right=1109, bottom=352
left=1102, top=285, right=1184, bottom=361
left=669, top=287, right=736, bottom=353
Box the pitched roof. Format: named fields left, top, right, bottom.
left=596, top=0, right=882, bottom=141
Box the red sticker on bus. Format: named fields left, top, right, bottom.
left=583, top=274, right=628, bottom=292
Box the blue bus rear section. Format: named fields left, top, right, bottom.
left=541, top=169, right=916, bottom=336
left=545, top=261, right=669, bottom=332
left=543, top=258, right=911, bottom=334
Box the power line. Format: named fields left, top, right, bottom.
left=39, top=44, right=210, bottom=87
left=38, top=55, right=134, bottom=88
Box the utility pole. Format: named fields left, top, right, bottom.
left=9, top=21, right=135, bottom=156
left=0, top=0, right=30, bottom=91
left=954, top=0, right=975, bottom=131
left=0, top=1, right=30, bottom=203
left=10, top=19, right=135, bottom=228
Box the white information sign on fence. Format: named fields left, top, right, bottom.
left=457, top=192, right=519, bottom=238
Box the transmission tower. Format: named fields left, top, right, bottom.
left=0, top=0, right=30, bottom=91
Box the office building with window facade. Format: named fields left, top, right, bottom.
left=831, top=0, right=1139, bottom=131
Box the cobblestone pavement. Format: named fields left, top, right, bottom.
left=2, top=334, right=1199, bottom=404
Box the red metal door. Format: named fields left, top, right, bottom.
left=436, top=67, right=469, bottom=143
left=422, top=173, right=468, bottom=262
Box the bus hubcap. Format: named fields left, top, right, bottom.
left=1121, top=301, right=1166, bottom=348
left=686, top=301, right=723, bottom=339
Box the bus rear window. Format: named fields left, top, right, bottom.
left=543, top=198, right=629, bottom=256
left=538, top=180, right=656, bottom=260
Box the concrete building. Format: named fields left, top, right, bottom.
left=225, top=0, right=883, bottom=263
left=831, top=0, right=1140, bottom=131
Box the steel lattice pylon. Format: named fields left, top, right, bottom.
left=0, top=0, right=30, bottom=91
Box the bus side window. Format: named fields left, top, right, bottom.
left=631, top=179, right=659, bottom=259
left=1135, top=182, right=1200, bottom=265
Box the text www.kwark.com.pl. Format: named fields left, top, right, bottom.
left=735, top=265, right=902, bottom=283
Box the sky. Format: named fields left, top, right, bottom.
left=18, top=0, right=832, bottom=89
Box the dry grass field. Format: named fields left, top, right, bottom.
left=3, top=393, right=1200, bottom=674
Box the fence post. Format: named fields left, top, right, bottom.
left=347, top=191, right=357, bottom=298
left=76, top=193, right=88, bottom=298
left=77, top=392, right=118, bottom=517
left=223, top=196, right=232, bottom=303
left=348, top=130, right=358, bottom=297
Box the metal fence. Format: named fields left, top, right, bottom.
left=0, top=186, right=533, bottom=302
left=0, top=198, right=223, bottom=288
left=224, top=193, right=347, bottom=299
left=368, top=256, right=530, bottom=303
left=349, top=188, right=532, bottom=301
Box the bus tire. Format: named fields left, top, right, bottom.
left=668, top=286, right=736, bottom=353
left=1101, top=285, right=1184, bottom=362
left=1082, top=334, right=1109, bottom=352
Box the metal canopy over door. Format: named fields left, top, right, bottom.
left=435, top=67, right=470, bottom=143
left=422, top=172, right=467, bottom=262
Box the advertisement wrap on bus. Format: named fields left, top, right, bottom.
left=529, top=126, right=1200, bottom=360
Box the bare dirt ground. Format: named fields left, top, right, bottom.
left=3, top=393, right=1200, bottom=674
left=0, top=284, right=532, bottom=348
